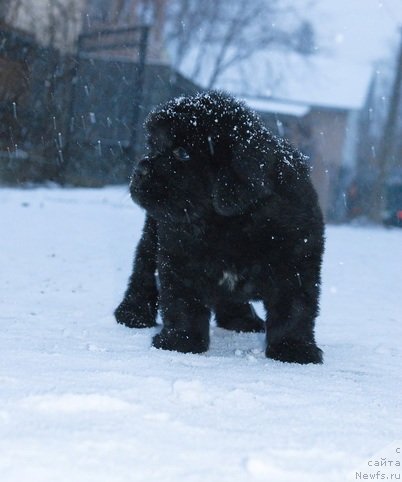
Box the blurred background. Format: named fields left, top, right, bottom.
left=1, top=0, right=402, bottom=225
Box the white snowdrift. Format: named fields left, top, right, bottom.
left=0, top=187, right=401, bottom=482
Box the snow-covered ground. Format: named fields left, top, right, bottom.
left=1, top=187, right=401, bottom=482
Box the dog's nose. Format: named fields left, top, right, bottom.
left=135, top=158, right=151, bottom=178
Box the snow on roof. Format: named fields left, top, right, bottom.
left=268, top=55, right=372, bottom=111
left=243, top=97, right=311, bottom=117
left=226, top=54, right=373, bottom=111
left=176, top=51, right=373, bottom=111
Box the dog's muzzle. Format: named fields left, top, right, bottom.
left=129, top=158, right=152, bottom=195
left=135, top=158, right=151, bottom=178
left=130, top=157, right=152, bottom=187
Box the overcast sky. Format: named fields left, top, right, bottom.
left=312, top=0, right=402, bottom=66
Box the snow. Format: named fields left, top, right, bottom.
left=174, top=0, right=402, bottom=111
left=1, top=186, right=402, bottom=482
left=220, top=54, right=373, bottom=111
left=310, top=0, right=402, bottom=66
left=242, top=97, right=310, bottom=118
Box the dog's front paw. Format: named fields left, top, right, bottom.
left=152, top=329, right=209, bottom=354
left=266, top=339, right=323, bottom=364
left=114, top=299, right=157, bottom=328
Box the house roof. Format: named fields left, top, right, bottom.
left=222, top=54, right=372, bottom=111
left=177, top=50, right=373, bottom=112
left=243, top=96, right=311, bottom=117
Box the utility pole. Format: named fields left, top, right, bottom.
left=370, top=27, right=402, bottom=222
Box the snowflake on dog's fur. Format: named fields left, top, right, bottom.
left=145, top=91, right=309, bottom=177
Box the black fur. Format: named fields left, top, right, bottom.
left=115, top=91, right=324, bottom=364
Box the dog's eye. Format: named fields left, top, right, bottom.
left=173, top=147, right=190, bottom=161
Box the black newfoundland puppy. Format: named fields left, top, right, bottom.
left=115, top=91, right=324, bottom=364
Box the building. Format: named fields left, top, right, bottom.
left=0, top=1, right=199, bottom=185
left=239, top=58, right=372, bottom=221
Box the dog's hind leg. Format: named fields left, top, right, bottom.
left=115, top=214, right=158, bottom=328
left=264, top=267, right=323, bottom=364
left=215, top=300, right=265, bottom=333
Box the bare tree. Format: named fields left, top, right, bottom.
left=108, top=0, right=315, bottom=86
left=356, top=30, right=402, bottom=222
left=3, top=0, right=84, bottom=51
left=164, top=0, right=315, bottom=88
left=370, top=29, right=402, bottom=221
left=0, top=1, right=8, bottom=22
left=0, top=0, right=24, bottom=24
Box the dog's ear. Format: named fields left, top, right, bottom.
left=212, top=167, right=260, bottom=216
left=231, top=144, right=274, bottom=197
left=232, top=139, right=310, bottom=192
left=212, top=142, right=277, bottom=216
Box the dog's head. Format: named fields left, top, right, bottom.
left=130, top=91, right=307, bottom=222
